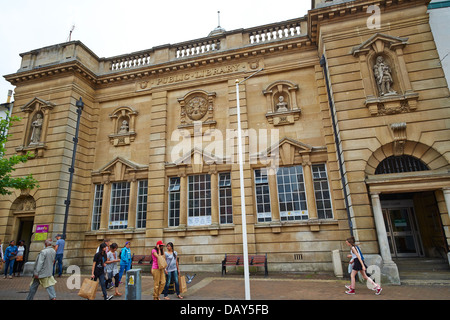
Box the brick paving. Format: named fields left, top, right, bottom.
left=0, top=271, right=449, bottom=301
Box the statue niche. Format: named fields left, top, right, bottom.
left=351, top=33, right=419, bottom=116
left=108, top=106, right=138, bottom=146
left=263, top=80, right=301, bottom=126
left=16, top=97, right=55, bottom=158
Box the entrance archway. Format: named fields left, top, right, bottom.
left=10, top=194, right=36, bottom=265
left=365, top=145, right=450, bottom=280
left=380, top=192, right=447, bottom=259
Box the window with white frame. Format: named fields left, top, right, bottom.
left=168, top=177, right=180, bottom=227
left=136, top=180, right=148, bottom=228
left=188, top=174, right=211, bottom=226
left=218, top=172, right=233, bottom=224
left=254, top=169, right=271, bottom=222
left=312, top=164, right=333, bottom=219
left=91, top=184, right=104, bottom=231
left=109, top=182, right=130, bottom=229
left=277, top=165, right=308, bottom=221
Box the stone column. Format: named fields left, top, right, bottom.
left=303, top=163, right=318, bottom=220
left=127, top=180, right=137, bottom=229
left=179, top=174, right=187, bottom=228
left=370, top=192, right=400, bottom=284
left=268, top=168, right=280, bottom=222
left=210, top=171, right=219, bottom=226
left=443, top=188, right=450, bottom=221
left=100, top=182, right=111, bottom=230
left=370, top=192, right=393, bottom=263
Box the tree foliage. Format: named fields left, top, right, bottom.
left=0, top=113, right=39, bottom=195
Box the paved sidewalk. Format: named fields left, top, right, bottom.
left=0, top=272, right=449, bottom=301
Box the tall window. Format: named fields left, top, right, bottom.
left=312, top=164, right=333, bottom=219
left=277, top=165, right=308, bottom=221
left=255, top=169, right=271, bottom=222
left=137, top=180, right=148, bottom=228
left=188, top=174, right=211, bottom=226
left=109, top=182, right=130, bottom=229
left=219, top=172, right=233, bottom=224
left=91, top=184, right=104, bottom=231
left=168, top=177, right=180, bottom=227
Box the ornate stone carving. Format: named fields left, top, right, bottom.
left=352, top=33, right=419, bottom=116
left=16, top=97, right=55, bottom=158
left=263, top=80, right=300, bottom=125
left=389, top=122, right=407, bottom=156
left=373, top=55, right=396, bottom=96
left=178, top=90, right=216, bottom=133
left=29, top=113, right=43, bottom=145
left=185, top=96, right=208, bottom=121
left=108, top=106, right=138, bottom=146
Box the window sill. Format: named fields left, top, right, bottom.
left=255, top=219, right=338, bottom=233
left=86, top=228, right=146, bottom=240
left=164, top=223, right=235, bottom=236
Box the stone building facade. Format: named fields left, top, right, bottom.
left=2, top=0, right=449, bottom=283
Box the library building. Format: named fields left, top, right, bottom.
left=1, top=0, right=449, bottom=284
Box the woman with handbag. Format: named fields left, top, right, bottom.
left=91, top=243, right=113, bottom=300
left=151, top=240, right=166, bottom=300
left=105, top=243, right=122, bottom=297
left=13, top=240, right=26, bottom=277
left=162, top=242, right=183, bottom=300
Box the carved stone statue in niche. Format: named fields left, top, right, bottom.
left=276, top=95, right=288, bottom=112
left=186, top=96, right=208, bottom=121
left=118, top=119, right=129, bottom=134
left=373, top=55, right=396, bottom=96
left=29, top=113, right=43, bottom=145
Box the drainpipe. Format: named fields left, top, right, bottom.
left=319, top=54, right=354, bottom=236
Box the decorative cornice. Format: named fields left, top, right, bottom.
left=308, top=0, right=430, bottom=44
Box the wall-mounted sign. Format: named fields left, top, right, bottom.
left=35, top=224, right=49, bottom=241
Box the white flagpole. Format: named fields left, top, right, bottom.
left=235, top=68, right=263, bottom=300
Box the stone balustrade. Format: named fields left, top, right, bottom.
left=15, top=17, right=307, bottom=76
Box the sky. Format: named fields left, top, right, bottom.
left=0, top=0, right=311, bottom=101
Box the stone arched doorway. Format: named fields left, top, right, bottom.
left=365, top=143, right=450, bottom=279
left=10, top=193, right=36, bottom=263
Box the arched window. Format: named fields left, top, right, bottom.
left=375, top=155, right=429, bottom=174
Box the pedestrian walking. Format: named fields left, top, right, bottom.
left=151, top=240, right=165, bottom=300
left=345, top=236, right=382, bottom=295
left=3, top=240, right=17, bottom=279
left=91, top=242, right=112, bottom=300
left=162, top=242, right=183, bottom=300
left=13, top=240, right=26, bottom=277
left=96, top=238, right=111, bottom=288
left=53, top=234, right=65, bottom=277
left=118, top=241, right=131, bottom=283
left=105, top=243, right=122, bottom=297
left=96, top=238, right=111, bottom=254
left=26, top=239, right=57, bottom=300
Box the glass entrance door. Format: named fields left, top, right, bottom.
left=382, top=201, right=423, bottom=258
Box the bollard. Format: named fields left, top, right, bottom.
left=125, top=268, right=142, bottom=300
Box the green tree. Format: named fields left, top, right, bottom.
left=0, top=113, right=39, bottom=195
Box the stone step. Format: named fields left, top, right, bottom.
left=394, top=258, right=449, bottom=271
left=394, top=258, right=450, bottom=284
